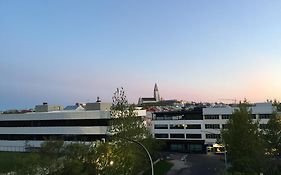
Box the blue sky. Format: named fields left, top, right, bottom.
left=1, top=0, right=281, bottom=110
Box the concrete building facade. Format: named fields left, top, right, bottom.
left=151, top=103, right=275, bottom=153
left=0, top=102, right=146, bottom=152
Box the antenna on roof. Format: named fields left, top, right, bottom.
left=96, top=96, right=101, bottom=103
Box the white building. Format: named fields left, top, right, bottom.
left=0, top=102, right=146, bottom=152
left=151, top=103, right=275, bottom=153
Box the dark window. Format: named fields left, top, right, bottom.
left=206, top=134, right=220, bottom=139
left=0, top=134, right=106, bottom=141
left=186, top=134, right=201, bottom=138
left=0, top=119, right=109, bottom=127
left=205, top=124, right=220, bottom=129
left=222, top=115, right=230, bottom=119
left=170, top=124, right=184, bottom=129
left=204, top=115, right=219, bottom=119
left=153, top=108, right=203, bottom=120
left=154, top=134, right=169, bottom=138
left=259, top=114, right=271, bottom=119
left=154, top=124, right=168, bottom=129
left=182, top=113, right=203, bottom=120
left=170, top=134, right=185, bottom=138
left=222, top=124, right=228, bottom=129
left=251, top=114, right=256, bottom=119
left=259, top=124, right=268, bottom=129
left=186, top=124, right=201, bottom=129
left=153, top=115, right=182, bottom=120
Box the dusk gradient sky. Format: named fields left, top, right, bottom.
left=1, top=0, right=281, bottom=110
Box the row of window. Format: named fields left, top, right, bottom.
left=154, top=114, right=272, bottom=121
left=155, top=124, right=201, bottom=129
left=154, top=133, right=221, bottom=139
left=0, top=119, right=110, bottom=127
left=155, top=123, right=268, bottom=130
left=204, top=114, right=272, bottom=120
left=0, top=134, right=107, bottom=141
left=205, top=124, right=220, bottom=129
left=154, top=133, right=202, bottom=139
left=153, top=115, right=203, bottom=120
left=155, top=124, right=229, bottom=129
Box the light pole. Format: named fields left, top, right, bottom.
left=202, top=130, right=227, bottom=170
left=107, top=133, right=154, bottom=175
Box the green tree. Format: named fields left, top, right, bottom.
left=264, top=112, right=281, bottom=157
left=262, top=112, right=281, bottom=175
left=266, top=99, right=281, bottom=111
left=15, top=141, right=100, bottom=175
left=105, top=87, right=154, bottom=175
left=222, top=103, right=265, bottom=174
left=109, top=87, right=150, bottom=140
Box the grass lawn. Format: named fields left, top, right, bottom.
left=143, top=160, right=173, bottom=175
left=0, top=151, right=33, bottom=173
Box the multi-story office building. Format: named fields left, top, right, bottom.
left=152, top=107, right=205, bottom=153
left=0, top=102, right=146, bottom=152
left=151, top=103, right=275, bottom=153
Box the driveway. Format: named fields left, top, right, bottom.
left=166, top=153, right=225, bottom=175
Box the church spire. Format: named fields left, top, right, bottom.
left=154, top=83, right=160, bottom=102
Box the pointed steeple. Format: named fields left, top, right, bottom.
left=154, top=83, right=160, bottom=102
left=154, top=83, right=158, bottom=91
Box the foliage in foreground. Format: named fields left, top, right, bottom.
left=0, top=151, right=37, bottom=174
left=222, top=102, right=281, bottom=175
left=105, top=87, right=160, bottom=175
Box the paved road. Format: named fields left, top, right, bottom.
left=177, top=153, right=225, bottom=175
left=165, top=152, right=225, bottom=175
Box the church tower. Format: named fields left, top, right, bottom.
left=154, top=83, right=160, bottom=102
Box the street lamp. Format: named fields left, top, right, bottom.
left=202, top=130, right=227, bottom=170
left=107, top=133, right=154, bottom=175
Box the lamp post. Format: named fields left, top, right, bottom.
left=107, top=133, right=154, bottom=175
left=202, top=130, right=227, bottom=170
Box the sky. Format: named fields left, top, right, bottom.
left=1, top=0, right=281, bottom=110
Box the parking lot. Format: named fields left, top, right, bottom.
left=165, top=152, right=225, bottom=175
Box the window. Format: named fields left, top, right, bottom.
left=186, top=134, right=201, bottom=138
left=251, top=114, right=256, bottom=119
left=222, top=115, right=230, bottom=119
left=259, top=114, right=271, bottom=119
left=206, top=134, right=220, bottom=139
left=154, top=134, right=169, bottom=138
left=170, top=134, right=185, bottom=138
left=204, top=115, right=219, bottom=119
left=259, top=124, right=268, bottom=129
left=222, top=124, right=228, bottom=129
left=170, top=124, right=184, bottom=129
left=0, top=119, right=109, bottom=127
left=153, top=115, right=182, bottom=120
left=185, top=124, right=201, bottom=129
left=205, top=124, right=220, bottom=129
left=0, top=134, right=106, bottom=141
left=154, top=124, right=168, bottom=129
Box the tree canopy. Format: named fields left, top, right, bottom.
left=222, top=103, right=265, bottom=174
